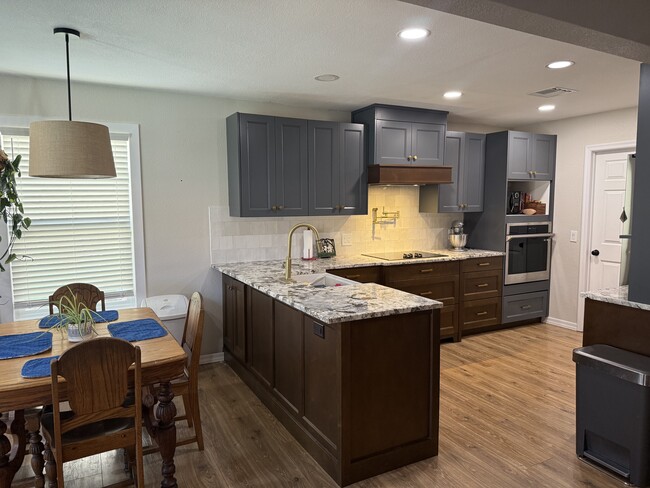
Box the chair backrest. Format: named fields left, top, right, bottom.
left=181, top=292, right=205, bottom=378
left=49, top=283, right=106, bottom=315
left=50, top=337, right=141, bottom=435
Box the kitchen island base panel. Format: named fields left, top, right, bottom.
left=225, top=307, right=439, bottom=487
left=583, top=298, right=650, bottom=356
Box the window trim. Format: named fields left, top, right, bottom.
left=0, top=115, right=147, bottom=316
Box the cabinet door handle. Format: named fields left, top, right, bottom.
left=345, top=274, right=361, bottom=279
left=412, top=155, right=418, bottom=161
left=521, top=305, right=532, bottom=310
left=476, top=311, right=488, bottom=316
left=476, top=283, right=489, bottom=288
left=478, top=262, right=491, bottom=267
left=419, top=269, right=433, bottom=273
left=420, top=291, right=433, bottom=296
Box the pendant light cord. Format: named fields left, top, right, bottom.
left=65, top=33, right=72, bottom=121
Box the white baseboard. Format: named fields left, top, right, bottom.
left=200, top=352, right=225, bottom=365
left=543, top=317, right=578, bottom=331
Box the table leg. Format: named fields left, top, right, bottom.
left=43, top=440, right=57, bottom=488
left=156, top=381, right=177, bottom=488
left=0, top=412, right=11, bottom=488
left=26, top=412, right=45, bottom=488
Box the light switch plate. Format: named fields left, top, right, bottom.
left=342, top=233, right=352, bottom=246
left=570, top=230, right=578, bottom=242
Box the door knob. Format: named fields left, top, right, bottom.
left=591, top=249, right=600, bottom=256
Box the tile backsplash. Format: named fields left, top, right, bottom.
left=209, top=186, right=461, bottom=264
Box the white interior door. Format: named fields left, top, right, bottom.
left=587, top=151, right=630, bottom=291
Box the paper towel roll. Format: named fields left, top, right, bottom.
left=303, top=229, right=313, bottom=259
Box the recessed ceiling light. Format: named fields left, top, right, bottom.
left=314, top=74, right=340, bottom=82
left=546, top=60, right=575, bottom=69
left=538, top=104, right=556, bottom=112
left=397, top=28, right=430, bottom=40
left=443, top=91, right=462, bottom=99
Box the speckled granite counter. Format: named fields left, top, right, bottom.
left=213, top=249, right=503, bottom=324
left=214, top=260, right=441, bottom=324
left=581, top=285, right=650, bottom=312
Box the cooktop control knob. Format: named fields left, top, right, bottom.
left=403, top=253, right=413, bottom=259
left=414, top=252, right=423, bottom=258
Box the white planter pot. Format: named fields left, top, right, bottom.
left=67, top=323, right=94, bottom=342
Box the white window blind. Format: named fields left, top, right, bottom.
left=0, top=128, right=136, bottom=314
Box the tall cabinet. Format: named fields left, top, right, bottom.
left=464, top=130, right=557, bottom=327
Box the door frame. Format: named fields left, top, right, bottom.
left=577, top=141, right=635, bottom=331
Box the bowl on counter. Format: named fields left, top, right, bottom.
left=448, top=233, right=468, bottom=251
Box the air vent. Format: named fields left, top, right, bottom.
left=529, top=86, right=578, bottom=98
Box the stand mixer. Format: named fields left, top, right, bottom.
left=448, top=220, right=468, bottom=252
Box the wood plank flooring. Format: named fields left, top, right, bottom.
left=13, top=323, right=622, bottom=487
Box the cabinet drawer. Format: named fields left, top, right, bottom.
left=460, top=257, right=503, bottom=273
left=391, top=275, right=459, bottom=306
left=461, top=270, right=502, bottom=301
left=384, top=261, right=459, bottom=283
left=327, top=266, right=383, bottom=284
left=461, top=297, right=501, bottom=331
left=440, top=305, right=458, bottom=340
left=502, top=291, right=548, bottom=323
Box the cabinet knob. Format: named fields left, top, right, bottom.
left=412, top=155, right=418, bottom=161
left=272, top=205, right=278, bottom=211
left=532, top=171, right=537, bottom=176
left=407, top=155, right=412, bottom=161
left=278, top=205, right=284, bottom=210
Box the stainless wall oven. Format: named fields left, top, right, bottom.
left=505, top=222, right=554, bottom=285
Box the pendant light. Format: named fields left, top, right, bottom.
left=29, top=28, right=116, bottom=178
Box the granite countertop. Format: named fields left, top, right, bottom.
left=213, top=249, right=504, bottom=324
left=581, top=285, right=650, bottom=312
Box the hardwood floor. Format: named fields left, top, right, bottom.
left=14, top=323, right=621, bottom=487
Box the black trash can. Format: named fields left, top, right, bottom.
left=573, top=344, right=650, bottom=486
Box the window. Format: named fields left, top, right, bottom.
left=0, top=118, right=145, bottom=320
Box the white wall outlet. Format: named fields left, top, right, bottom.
left=342, top=233, right=353, bottom=246
left=570, top=230, right=578, bottom=243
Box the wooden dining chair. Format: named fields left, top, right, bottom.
left=49, top=283, right=106, bottom=315
left=145, top=292, right=205, bottom=453
left=41, top=337, right=144, bottom=487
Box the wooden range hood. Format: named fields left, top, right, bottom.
left=367, top=165, right=452, bottom=185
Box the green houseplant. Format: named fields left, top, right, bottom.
left=0, top=149, right=31, bottom=271
left=50, top=291, right=96, bottom=342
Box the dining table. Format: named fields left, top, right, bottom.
left=0, top=307, right=187, bottom=488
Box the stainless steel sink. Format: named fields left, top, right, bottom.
left=292, top=273, right=356, bottom=287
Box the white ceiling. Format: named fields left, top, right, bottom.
left=2, top=0, right=641, bottom=127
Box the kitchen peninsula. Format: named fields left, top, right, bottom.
left=213, top=249, right=503, bottom=485
left=582, top=286, right=650, bottom=356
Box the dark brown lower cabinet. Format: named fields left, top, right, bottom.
left=223, top=274, right=246, bottom=361
left=222, top=274, right=440, bottom=486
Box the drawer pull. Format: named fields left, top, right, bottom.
left=419, top=268, right=433, bottom=273
left=420, top=291, right=433, bottom=296
left=476, top=283, right=489, bottom=288
left=478, top=262, right=491, bottom=267
left=521, top=305, right=532, bottom=310
left=346, top=274, right=361, bottom=279
left=476, top=311, right=488, bottom=316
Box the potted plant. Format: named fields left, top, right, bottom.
left=0, top=149, right=31, bottom=270
left=50, top=291, right=96, bottom=342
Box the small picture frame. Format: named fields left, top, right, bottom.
left=316, top=238, right=336, bottom=258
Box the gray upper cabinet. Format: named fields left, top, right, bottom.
left=436, top=132, right=485, bottom=213
left=228, top=112, right=366, bottom=217
left=227, top=113, right=307, bottom=217
left=308, top=121, right=367, bottom=215
left=275, top=118, right=309, bottom=216
left=352, top=104, right=448, bottom=167
left=507, top=131, right=556, bottom=180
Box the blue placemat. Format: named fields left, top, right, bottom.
left=108, top=319, right=167, bottom=342
left=89, top=310, right=119, bottom=323
left=38, top=315, right=68, bottom=329
left=39, top=310, right=119, bottom=328
left=0, top=332, right=53, bottom=360
left=21, top=356, right=59, bottom=378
